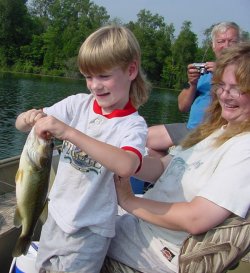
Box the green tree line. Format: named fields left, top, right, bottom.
left=0, top=0, right=249, bottom=89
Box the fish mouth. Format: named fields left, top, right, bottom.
left=27, top=139, right=54, bottom=168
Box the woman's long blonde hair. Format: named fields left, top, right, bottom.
left=181, top=42, right=250, bottom=149
left=78, top=25, right=151, bottom=109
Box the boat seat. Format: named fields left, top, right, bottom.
left=101, top=255, right=250, bottom=273
left=100, top=212, right=250, bottom=273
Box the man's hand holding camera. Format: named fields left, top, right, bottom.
left=202, top=61, right=216, bottom=73
left=187, top=64, right=200, bottom=86
left=180, top=61, right=216, bottom=112
left=187, top=62, right=215, bottom=85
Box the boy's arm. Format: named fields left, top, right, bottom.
left=34, top=115, right=142, bottom=177
left=65, top=125, right=141, bottom=177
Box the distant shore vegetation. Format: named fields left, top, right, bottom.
left=0, top=0, right=249, bottom=89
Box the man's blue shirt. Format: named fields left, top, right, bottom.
left=187, top=73, right=212, bottom=129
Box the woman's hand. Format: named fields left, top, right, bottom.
left=114, top=174, right=134, bottom=207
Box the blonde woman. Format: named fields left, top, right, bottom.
left=106, top=42, right=250, bottom=273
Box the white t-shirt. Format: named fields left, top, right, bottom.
left=140, top=128, right=250, bottom=271
left=44, top=93, right=147, bottom=237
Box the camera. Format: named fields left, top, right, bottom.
left=193, top=63, right=208, bottom=75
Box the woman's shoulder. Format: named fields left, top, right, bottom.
left=223, top=132, right=250, bottom=156
left=233, top=132, right=250, bottom=143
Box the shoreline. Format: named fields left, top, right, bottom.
left=0, top=70, right=178, bottom=91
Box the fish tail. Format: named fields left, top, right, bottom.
left=12, top=236, right=32, bottom=257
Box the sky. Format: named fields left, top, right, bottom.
left=92, top=0, right=250, bottom=45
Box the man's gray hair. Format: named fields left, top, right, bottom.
left=211, top=22, right=241, bottom=44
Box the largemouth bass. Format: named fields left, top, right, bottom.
left=12, top=127, right=54, bottom=257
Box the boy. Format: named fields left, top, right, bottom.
left=15, top=25, right=151, bottom=273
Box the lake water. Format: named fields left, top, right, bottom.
left=0, top=72, right=188, bottom=160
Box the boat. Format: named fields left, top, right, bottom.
left=0, top=150, right=249, bottom=273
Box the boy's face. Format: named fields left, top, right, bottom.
left=84, top=62, right=138, bottom=114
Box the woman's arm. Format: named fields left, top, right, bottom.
left=114, top=175, right=231, bottom=235
left=134, top=154, right=172, bottom=183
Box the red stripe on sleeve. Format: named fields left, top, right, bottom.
left=122, top=146, right=142, bottom=173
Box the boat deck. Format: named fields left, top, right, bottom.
left=0, top=180, right=20, bottom=273
left=0, top=191, right=16, bottom=236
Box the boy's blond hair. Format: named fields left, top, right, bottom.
left=78, top=25, right=151, bottom=109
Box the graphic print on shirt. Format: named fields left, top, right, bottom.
left=61, top=140, right=102, bottom=174
left=164, top=157, right=186, bottom=184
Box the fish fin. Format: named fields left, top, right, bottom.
left=15, top=169, right=23, bottom=182
left=14, top=208, right=22, bottom=228
left=12, top=236, right=31, bottom=257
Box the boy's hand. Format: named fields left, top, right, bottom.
left=16, top=109, right=46, bottom=132
left=34, top=115, right=70, bottom=141
left=23, top=109, right=46, bottom=126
